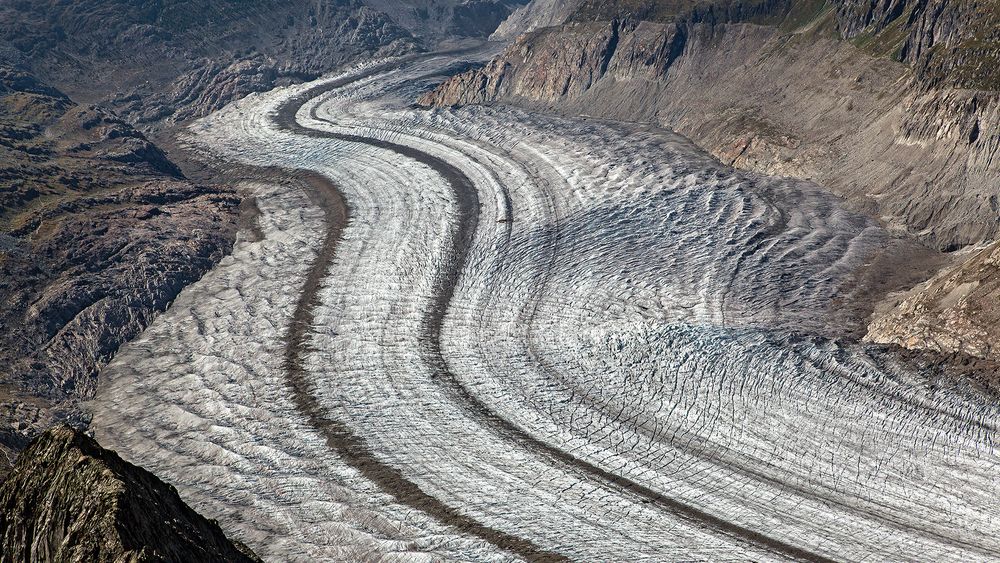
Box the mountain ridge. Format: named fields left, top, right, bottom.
left=0, top=425, right=262, bottom=562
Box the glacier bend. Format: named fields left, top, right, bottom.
left=91, top=50, right=1000, bottom=561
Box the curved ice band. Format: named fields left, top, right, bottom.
left=92, top=50, right=1000, bottom=561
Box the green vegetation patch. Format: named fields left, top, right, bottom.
left=778, top=0, right=829, bottom=32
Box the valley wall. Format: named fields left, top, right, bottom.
left=427, top=0, right=1000, bottom=250
left=423, top=0, right=1000, bottom=360
left=0, top=67, right=240, bottom=472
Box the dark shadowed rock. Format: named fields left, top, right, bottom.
left=0, top=425, right=261, bottom=563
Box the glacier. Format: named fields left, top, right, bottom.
left=90, top=50, right=1000, bottom=561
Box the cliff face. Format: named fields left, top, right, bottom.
left=0, top=67, right=239, bottom=472
left=834, top=0, right=1000, bottom=89
left=833, top=0, right=910, bottom=37
left=0, top=426, right=261, bottom=562
left=866, top=238, right=1000, bottom=359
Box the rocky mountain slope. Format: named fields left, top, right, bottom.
left=0, top=66, right=240, bottom=473
left=365, top=0, right=528, bottom=39
left=423, top=0, right=1000, bottom=359
left=0, top=1, right=416, bottom=133
left=0, top=425, right=261, bottom=562
left=490, top=0, right=583, bottom=38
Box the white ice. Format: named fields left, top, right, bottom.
left=91, top=51, right=1000, bottom=561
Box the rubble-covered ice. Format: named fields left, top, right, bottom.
left=91, top=51, right=1000, bottom=561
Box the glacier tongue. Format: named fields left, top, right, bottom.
left=91, top=50, right=1000, bottom=561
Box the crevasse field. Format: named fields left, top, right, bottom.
left=91, top=51, right=1000, bottom=561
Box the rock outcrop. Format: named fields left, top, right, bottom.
left=0, top=425, right=261, bottom=562
left=0, top=67, right=240, bottom=473
left=867, top=239, right=1000, bottom=359
left=835, top=0, right=1000, bottom=90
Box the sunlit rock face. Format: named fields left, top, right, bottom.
left=867, top=240, right=1000, bottom=360
left=91, top=50, right=1000, bottom=561
left=0, top=426, right=261, bottom=562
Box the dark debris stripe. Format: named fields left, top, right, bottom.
left=274, top=50, right=835, bottom=563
